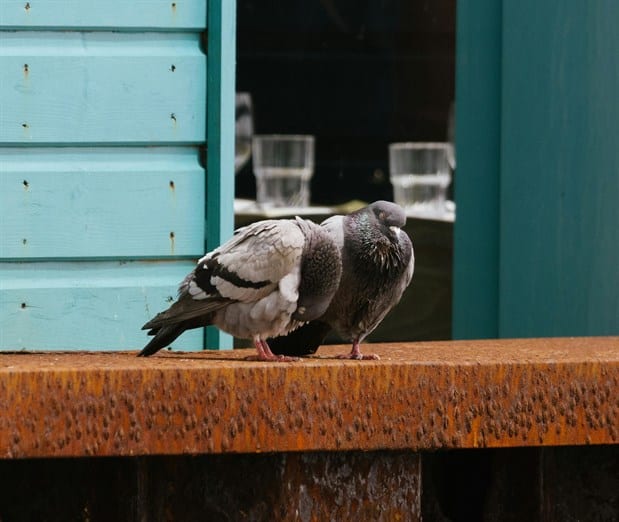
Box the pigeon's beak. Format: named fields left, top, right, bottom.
left=389, top=225, right=401, bottom=238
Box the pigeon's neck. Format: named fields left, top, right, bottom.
left=346, top=214, right=401, bottom=271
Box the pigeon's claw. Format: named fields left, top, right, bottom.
left=246, top=339, right=299, bottom=362
left=336, top=352, right=381, bottom=361
left=336, top=341, right=380, bottom=361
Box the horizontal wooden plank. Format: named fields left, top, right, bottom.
left=0, top=0, right=207, bottom=30
left=0, top=32, right=206, bottom=144
left=0, top=260, right=203, bottom=350
left=0, top=148, right=206, bottom=259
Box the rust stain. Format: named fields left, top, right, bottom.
left=23, top=64, right=29, bottom=77
left=169, top=180, right=176, bottom=208
left=1, top=337, right=618, bottom=459
left=169, top=231, right=175, bottom=255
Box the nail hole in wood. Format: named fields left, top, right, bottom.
left=21, top=303, right=27, bottom=309
left=170, top=65, right=176, bottom=72
left=23, top=180, right=29, bottom=188
left=169, top=180, right=175, bottom=189
left=24, top=2, right=30, bottom=11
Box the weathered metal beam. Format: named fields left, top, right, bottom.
left=421, top=445, right=619, bottom=521
left=1, top=447, right=616, bottom=521
left=0, top=451, right=422, bottom=522
left=1, top=337, right=618, bottom=459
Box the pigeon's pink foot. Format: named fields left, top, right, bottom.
left=246, top=340, right=299, bottom=362
left=336, top=352, right=380, bottom=360
left=245, top=353, right=299, bottom=362
left=336, top=341, right=380, bottom=360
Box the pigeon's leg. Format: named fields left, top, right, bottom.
left=337, top=339, right=380, bottom=361
left=246, top=339, right=299, bottom=362
left=261, top=340, right=299, bottom=362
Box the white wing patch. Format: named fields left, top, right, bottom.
left=188, top=280, right=210, bottom=300
left=210, top=275, right=275, bottom=302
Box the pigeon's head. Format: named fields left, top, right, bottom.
left=366, top=200, right=407, bottom=240
left=346, top=201, right=410, bottom=270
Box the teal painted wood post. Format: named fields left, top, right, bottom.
left=453, top=1, right=619, bottom=339
left=499, top=2, right=619, bottom=336
left=205, top=0, right=236, bottom=349
left=452, top=1, right=503, bottom=339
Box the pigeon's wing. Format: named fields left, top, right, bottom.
left=142, top=219, right=306, bottom=331
left=391, top=228, right=415, bottom=300
left=141, top=291, right=229, bottom=331
left=200, top=219, right=306, bottom=303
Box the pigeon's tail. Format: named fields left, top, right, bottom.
left=269, top=320, right=331, bottom=356
left=138, top=324, right=186, bottom=357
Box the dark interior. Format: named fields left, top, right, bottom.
left=235, top=0, right=456, bottom=205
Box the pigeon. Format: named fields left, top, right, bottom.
left=269, top=201, right=414, bottom=359
left=138, top=216, right=342, bottom=361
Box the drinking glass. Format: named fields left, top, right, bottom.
left=388, top=142, right=451, bottom=218
left=252, top=135, right=315, bottom=208
left=235, top=93, right=254, bottom=174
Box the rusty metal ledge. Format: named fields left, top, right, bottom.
left=1, top=337, right=618, bottom=459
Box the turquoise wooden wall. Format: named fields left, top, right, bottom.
left=0, top=1, right=236, bottom=350
left=454, top=2, right=619, bottom=339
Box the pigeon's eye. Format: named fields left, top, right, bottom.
left=378, top=211, right=386, bottom=221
